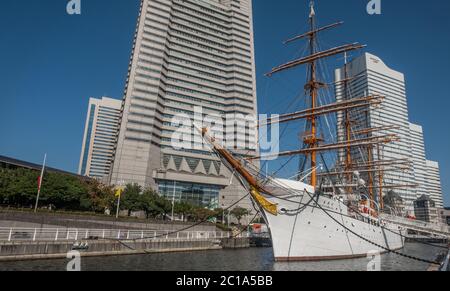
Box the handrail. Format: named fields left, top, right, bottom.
left=0, top=227, right=241, bottom=242
left=380, top=215, right=450, bottom=236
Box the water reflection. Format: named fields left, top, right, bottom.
left=0, top=243, right=443, bottom=271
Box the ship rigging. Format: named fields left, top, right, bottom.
left=194, top=0, right=411, bottom=262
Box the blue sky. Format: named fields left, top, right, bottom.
left=0, top=0, right=449, bottom=206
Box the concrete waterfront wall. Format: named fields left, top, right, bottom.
left=221, top=238, right=250, bottom=249
left=0, top=239, right=222, bottom=261
left=0, top=210, right=218, bottom=231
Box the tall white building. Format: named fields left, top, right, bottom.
left=110, top=0, right=258, bottom=209
left=408, top=123, right=445, bottom=211
left=335, top=53, right=416, bottom=213
left=79, top=97, right=122, bottom=180
left=426, top=160, right=444, bottom=209
left=408, top=123, right=428, bottom=198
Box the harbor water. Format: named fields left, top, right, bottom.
left=0, top=243, right=445, bottom=271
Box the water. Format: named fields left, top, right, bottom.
left=0, top=243, right=445, bottom=271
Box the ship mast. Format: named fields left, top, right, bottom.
left=256, top=2, right=416, bottom=202
left=343, top=52, right=353, bottom=194
left=307, top=0, right=319, bottom=188
left=195, top=2, right=418, bottom=218
left=377, top=144, right=385, bottom=209
left=263, top=1, right=365, bottom=190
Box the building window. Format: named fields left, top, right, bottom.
left=157, top=180, right=220, bottom=209
left=81, top=104, right=96, bottom=175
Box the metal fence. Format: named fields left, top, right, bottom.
left=0, top=227, right=238, bottom=243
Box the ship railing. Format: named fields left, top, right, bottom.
left=0, top=227, right=234, bottom=243
left=380, top=214, right=450, bottom=235
left=347, top=198, right=381, bottom=227
left=347, top=209, right=382, bottom=228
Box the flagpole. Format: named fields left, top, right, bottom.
left=171, top=181, right=176, bottom=221
left=115, top=181, right=124, bottom=219
left=34, top=153, right=47, bottom=213
left=116, top=192, right=121, bottom=219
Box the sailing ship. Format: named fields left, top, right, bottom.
left=198, top=1, right=407, bottom=261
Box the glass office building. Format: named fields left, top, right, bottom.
left=110, top=0, right=258, bottom=210
left=158, top=180, right=220, bottom=209
left=79, top=97, right=122, bottom=180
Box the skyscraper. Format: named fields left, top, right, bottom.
left=79, top=97, right=122, bottom=180
left=335, top=53, right=416, bottom=213
left=426, top=160, right=444, bottom=209
left=408, top=123, right=428, bottom=198
left=110, top=0, right=258, bottom=209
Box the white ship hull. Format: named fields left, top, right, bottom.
left=262, top=186, right=405, bottom=262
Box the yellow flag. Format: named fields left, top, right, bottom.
left=115, top=188, right=124, bottom=198
left=250, top=186, right=278, bottom=216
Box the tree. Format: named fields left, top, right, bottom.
left=0, top=168, right=87, bottom=210
left=230, top=207, right=250, bottom=225
left=120, top=183, right=142, bottom=216
left=0, top=168, right=40, bottom=207
left=0, top=167, right=231, bottom=222
left=80, top=179, right=115, bottom=213
left=174, top=202, right=193, bottom=222
left=192, top=207, right=215, bottom=222
left=40, top=172, right=86, bottom=210
left=213, top=208, right=225, bottom=223
left=139, top=189, right=163, bottom=219
left=0, top=167, right=142, bottom=214
left=154, top=194, right=172, bottom=220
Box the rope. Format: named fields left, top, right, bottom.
left=302, top=189, right=443, bottom=265
left=111, top=192, right=252, bottom=251
left=317, top=152, right=448, bottom=251
left=238, top=163, right=445, bottom=265
left=257, top=175, right=444, bottom=265
left=231, top=212, right=260, bottom=239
